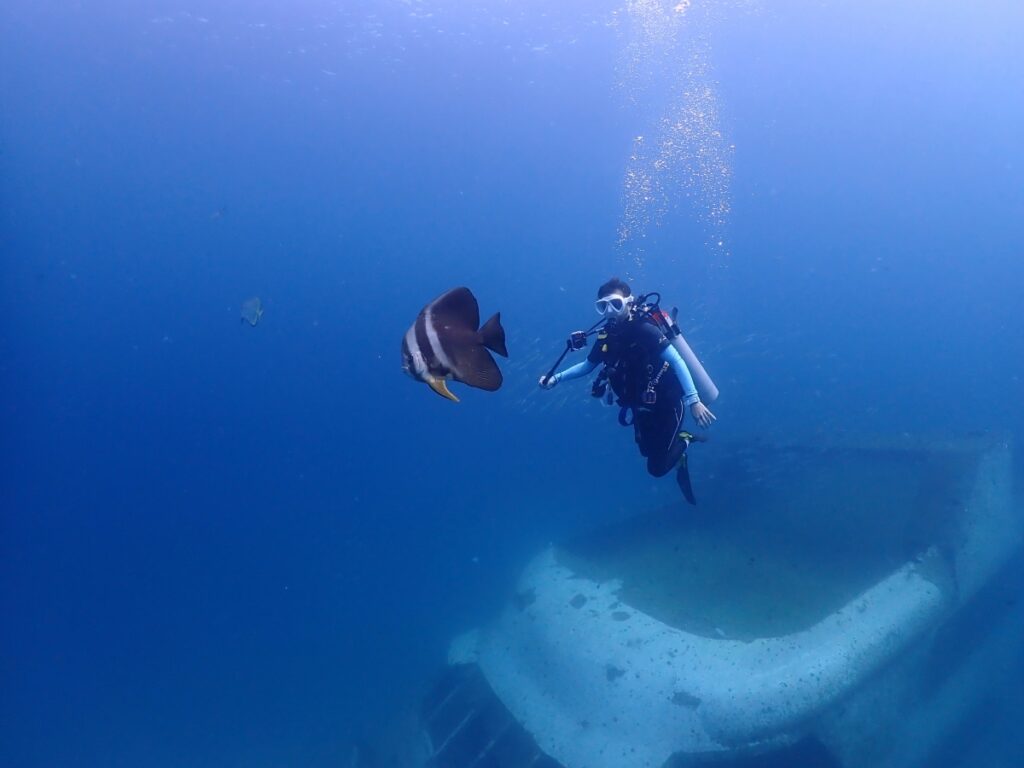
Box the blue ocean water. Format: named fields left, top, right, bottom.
left=1, top=2, right=1022, bottom=767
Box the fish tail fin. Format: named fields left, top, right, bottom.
left=479, top=312, right=508, bottom=357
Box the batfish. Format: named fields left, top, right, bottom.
left=401, top=287, right=508, bottom=402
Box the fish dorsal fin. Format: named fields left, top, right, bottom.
left=430, top=287, right=480, bottom=331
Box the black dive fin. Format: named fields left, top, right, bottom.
left=478, top=312, right=508, bottom=357
left=676, top=454, right=697, bottom=505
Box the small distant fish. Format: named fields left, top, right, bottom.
left=401, top=287, right=507, bottom=402
left=240, top=296, right=263, bottom=326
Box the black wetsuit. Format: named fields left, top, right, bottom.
left=588, top=317, right=689, bottom=478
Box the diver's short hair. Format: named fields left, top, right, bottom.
left=597, top=277, right=632, bottom=299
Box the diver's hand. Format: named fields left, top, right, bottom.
left=539, top=374, right=559, bottom=390
left=691, top=402, right=716, bottom=429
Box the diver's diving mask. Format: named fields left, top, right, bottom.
left=595, top=294, right=630, bottom=316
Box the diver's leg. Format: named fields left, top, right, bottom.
left=646, top=401, right=686, bottom=478
left=633, top=414, right=650, bottom=457
left=646, top=400, right=698, bottom=505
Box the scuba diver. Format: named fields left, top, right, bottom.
left=538, top=278, right=717, bottom=504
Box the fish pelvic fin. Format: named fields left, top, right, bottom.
left=427, top=377, right=460, bottom=403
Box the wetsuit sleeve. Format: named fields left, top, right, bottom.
left=555, top=359, right=598, bottom=383
left=661, top=344, right=700, bottom=406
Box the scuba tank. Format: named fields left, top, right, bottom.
left=634, top=293, right=720, bottom=404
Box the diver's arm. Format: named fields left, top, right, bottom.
left=540, top=359, right=598, bottom=388
left=662, top=344, right=717, bottom=428
left=554, top=359, right=598, bottom=383
left=661, top=345, right=699, bottom=406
